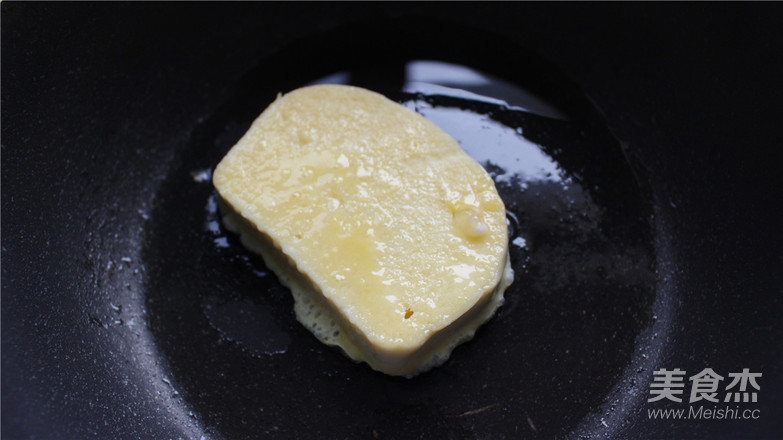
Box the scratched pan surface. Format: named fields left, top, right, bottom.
left=2, top=4, right=781, bottom=440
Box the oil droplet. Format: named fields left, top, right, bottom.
left=190, top=168, right=212, bottom=183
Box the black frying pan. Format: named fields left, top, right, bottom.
left=3, top=3, right=781, bottom=439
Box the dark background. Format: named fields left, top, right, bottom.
left=2, top=3, right=782, bottom=439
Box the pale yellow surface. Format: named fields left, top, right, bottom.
left=213, top=85, right=511, bottom=376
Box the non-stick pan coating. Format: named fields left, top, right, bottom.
left=3, top=4, right=781, bottom=439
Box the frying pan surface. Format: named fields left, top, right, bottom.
left=2, top=3, right=781, bottom=439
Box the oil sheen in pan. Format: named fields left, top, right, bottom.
left=143, top=60, right=657, bottom=440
